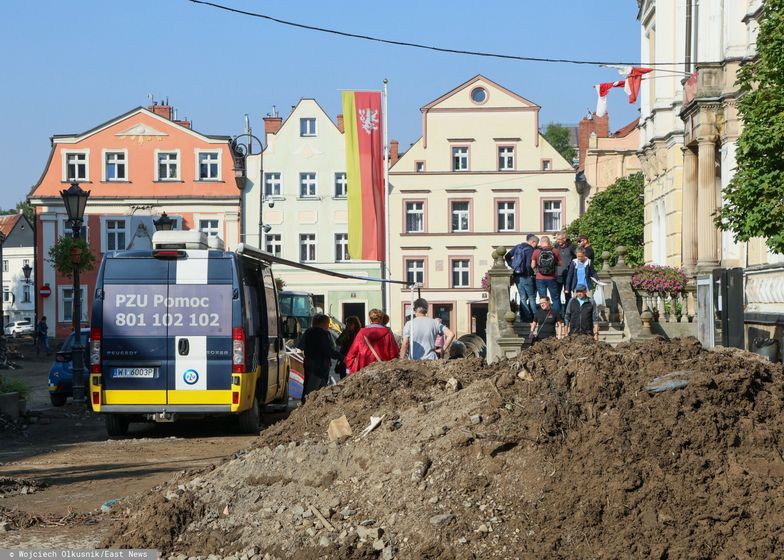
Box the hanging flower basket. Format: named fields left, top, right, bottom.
left=481, top=272, right=490, bottom=291
left=632, top=265, right=687, bottom=294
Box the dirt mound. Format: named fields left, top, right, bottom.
left=0, top=476, right=46, bottom=497
left=102, top=338, right=784, bottom=559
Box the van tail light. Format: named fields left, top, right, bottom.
left=153, top=250, right=185, bottom=258
left=92, top=391, right=100, bottom=405
left=232, top=327, right=245, bottom=373
left=90, top=327, right=102, bottom=374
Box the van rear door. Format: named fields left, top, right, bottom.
left=100, top=257, right=171, bottom=405
left=166, top=253, right=235, bottom=405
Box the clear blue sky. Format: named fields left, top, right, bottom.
left=0, top=0, right=641, bottom=209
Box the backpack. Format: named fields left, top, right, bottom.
left=507, top=244, right=531, bottom=277
left=537, top=250, right=556, bottom=276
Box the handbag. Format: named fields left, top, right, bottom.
left=364, top=335, right=383, bottom=363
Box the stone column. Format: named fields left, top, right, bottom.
left=696, top=137, right=719, bottom=272
left=682, top=147, right=698, bottom=276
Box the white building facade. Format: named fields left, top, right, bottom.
left=1, top=214, right=35, bottom=326
left=242, top=99, right=383, bottom=321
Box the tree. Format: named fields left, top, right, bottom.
left=566, top=173, right=644, bottom=267
left=543, top=123, right=576, bottom=165
left=0, top=200, right=34, bottom=223
left=716, top=0, right=784, bottom=253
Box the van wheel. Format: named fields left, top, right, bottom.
left=238, top=397, right=261, bottom=434
left=105, top=414, right=130, bottom=438
left=50, top=394, right=67, bottom=407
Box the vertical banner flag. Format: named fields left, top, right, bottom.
left=342, top=91, right=385, bottom=261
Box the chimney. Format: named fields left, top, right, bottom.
left=148, top=102, right=173, bottom=120
left=389, top=139, right=399, bottom=166
left=577, top=113, right=610, bottom=171
left=264, top=115, right=283, bottom=135
left=336, top=114, right=344, bottom=134
left=174, top=119, right=192, bottom=129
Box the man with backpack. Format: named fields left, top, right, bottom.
left=531, top=236, right=562, bottom=313
left=504, top=234, right=539, bottom=323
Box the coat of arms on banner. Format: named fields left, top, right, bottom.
left=359, top=109, right=379, bottom=134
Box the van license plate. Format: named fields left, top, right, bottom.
left=112, top=367, right=156, bottom=379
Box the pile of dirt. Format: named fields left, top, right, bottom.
left=0, top=476, right=47, bottom=498
left=103, top=337, right=784, bottom=559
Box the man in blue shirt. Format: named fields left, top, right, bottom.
left=505, top=234, right=539, bottom=323
left=565, top=248, right=597, bottom=298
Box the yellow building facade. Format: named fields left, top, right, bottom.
left=388, top=75, right=578, bottom=336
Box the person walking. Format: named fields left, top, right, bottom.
left=505, top=234, right=539, bottom=323
left=35, top=316, right=50, bottom=356
left=529, top=296, right=563, bottom=343
left=555, top=232, right=576, bottom=309
left=345, top=309, right=400, bottom=374
left=531, top=235, right=562, bottom=313
left=565, top=248, right=598, bottom=297
left=298, top=314, right=341, bottom=397
left=563, top=284, right=600, bottom=341
left=335, top=316, right=361, bottom=379
left=400, top=298, right=455, bottom=360
left=578, top=235, right=596, bottom=264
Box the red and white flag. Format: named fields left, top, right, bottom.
left=625, top=67, right=652, bottom=103
left=595, top=80, right=625, bottom=117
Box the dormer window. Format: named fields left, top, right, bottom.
left=64, top=151, right=88, bottom=181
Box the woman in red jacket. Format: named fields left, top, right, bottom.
left=345, top=308, right=400, bottom=374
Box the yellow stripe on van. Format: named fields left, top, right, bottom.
left=167, top=390, right=233, bottom=405
left=103, top=390, right=167, bottom=405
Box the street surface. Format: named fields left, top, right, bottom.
left=0, top=344, right=287, bottom=547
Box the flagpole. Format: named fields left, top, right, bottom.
left=382, top=78, right=391, bottom=315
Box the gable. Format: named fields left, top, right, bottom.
left=274, top=98, right=342, bottom=140
left=421, top=75, right=540, bottom=111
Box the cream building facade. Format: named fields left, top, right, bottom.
left=389, top=75, right=578, bottom=336
left=637, top=0, right=771, bottom=270
left=242, top=99, right=382, bottom=321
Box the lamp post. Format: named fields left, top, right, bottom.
left=22, top=263, right=32, bottom=284
left=60, top=182, right=90, bottom=404
left=154, top=211, right=175, bottom=232
left=231, top=117, right=264, bottom=245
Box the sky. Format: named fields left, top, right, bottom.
left=0, top=0, right=641, bottom=209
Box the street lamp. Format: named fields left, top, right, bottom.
left=154, top=211, right=175, bottom=231
left=60, top=182, right=90, bottom=405
left=22, top=263, right=32, bottom=285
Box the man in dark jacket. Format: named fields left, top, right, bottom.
left=298, top=314, right=341, bottom=397
left=505, top=234, right=539, bottom=323
left=555, top=232, right=576, bottom=308
left=578, top=235, right=595, bottom=264
left=563, top=284, right=600, bottom=341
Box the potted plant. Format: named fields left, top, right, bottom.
left=631, top=265, right=688, bottom=321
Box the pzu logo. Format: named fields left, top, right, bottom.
left=183, top=369, right=199, bottom=385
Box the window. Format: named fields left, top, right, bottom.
left=265, top=233, right=282, bottom=257
left=199, top=219, right=220, bottom=238
left=61, top=219, right=88, bottom=240
left=405, top=259, right=425, bottom=286
left=65, top=152, right=88, bottom=181
left=300, top=118, right=317, bottom=137
left=335, top=233, right=350, bottom=262
left=470, top=87, right=488, bottom=104
left=543, top=200, right=563, bottom=232
left=415, top=161, right=425, bottom=172
left=264, top=172, right=282, bottom=198
left=452, top=147, right=469, bottom=171
left=158, top=151, right=179, bottom=180
left=451, top=259, right=471, bottom=288
left=105, top=219, right=127, bottom=251
left=498, top=147, right=514, bottom=171
left=2, top=291, right=9, bottom=303
left=198, top=151, right=220, bottom=180
left=334, top=172, right=347, bottom=198
left=542, top=159, right=552, bottom=171
left=450, top=201, right=470, bottom=232
left=299, top=234, right=316, bottom=262
left=497, top=201, right=516, bottom=232
left=59, top=286, right=89, bottom=323
left=105, top=152, right=126, bottom=181
left=2, top=260, right=7, bottom=273
left=299, top=172, right=317, bottom=198
left=405, top=201, right=425, bottom=233
left=22, top=285, right=31, bottom=304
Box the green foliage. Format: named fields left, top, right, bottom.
left=0, top=201, right=34, bottom=224
left=47, top=236, right=96, bottom=278
left=0, top=375, right=31, bottom=400
left=566, top=173, right=644, bottom=267
left=543, top=123, right=576, bottom=164
left=716, top=0, right=784, bottom=254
